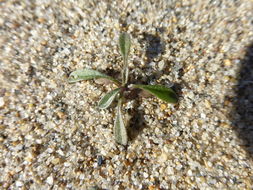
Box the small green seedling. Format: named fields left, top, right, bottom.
left=68, top=33, right=178, bottom=145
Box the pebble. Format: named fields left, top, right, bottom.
left=143, top=172, right=149, bottom=178
left=97, top=155, right=103, bottom=166
left=46, top=175, right=54, bottom=185
left=224, top=59, right=232, bottom=66
left=51, top=158, right=60, bottom=165
left=148, top=185, right=156, bottom=190
left=167, top=166, right=174, bottom=175
left=160, top=104, right=167, bottom=111
left=0, top=97, right=4, bottom=107
left=158, top=60, right=165, bottom=71
left=16, top=181, right=23, bottom=187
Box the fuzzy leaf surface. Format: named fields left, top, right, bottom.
left=98, top=88, right=121, bottom=109
left=68, top=68, right=120, bottom=85
left=114, top=100, right=128, bottom=145
left=119, top=33, right=131, bottom=61
left=133, top=84, right=178, bottom=103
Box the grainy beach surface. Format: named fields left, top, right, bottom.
left=0, top=0, right=253, bottom=189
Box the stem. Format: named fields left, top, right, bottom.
left=117, top=96, right=122, bottom=110
left=113, top=79, right=122, bottom=87
left=122, top=57, right=129, bottom=85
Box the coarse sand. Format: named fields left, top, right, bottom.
left=0, top=0, right=253, bottom=189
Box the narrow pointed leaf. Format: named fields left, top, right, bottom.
left=68, top=68, right=120, bottom=85
left=114, top=100, right=128, bottom=145
left=119, top=33, right=131, bottom=60
left=98, top=88, right=121, bottom=109
left=133, top=84, right=178, bottom=104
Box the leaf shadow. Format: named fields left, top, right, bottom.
left=126, top=31, right=182, bottom=143
left=142, top=32, right=165, bottom=63
left=231, top=43, right=253, bottom=158
left=104, top=67, right=121, bottom=80
left=127, top=98, right=147, bottom=142
left=126, top=83, right=182, bottom=143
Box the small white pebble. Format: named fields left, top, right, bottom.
left=158, top=153, right=168, bottom=163
left=64, top=162, right=71, bottom=167
left=202, top=132, right=209, bottom=141
left=16, top=181, right=23, bottom=187
left=207, top=161, right=213, bottom=167
left=143, top=172, right=149, bottom=178
left=0, top=97, right=4, bottom=107
left=36, top=139, right=42, bottom=144
left=176, top=163, right=183, bottom=170
left=57, top=149, right=65, bottom=156
left=187, top=169, right=193, bottom=176
left=200, top=113, right=206, bottom=119
left=167, top=166, right=174, bottom=175
left=25, top=135, right=33, bottom=140
left=80, top=174, right=85, bottom=180
left=46, top=175, right=54, bottom=185
left=47, top=148, right=54, bottom=153
left=158, top=60, right=165, bottom=70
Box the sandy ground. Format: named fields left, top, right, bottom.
left=0, top=0, right=253, bottom=189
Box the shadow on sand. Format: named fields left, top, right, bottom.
left=231, top=43, right=253, bottom=158
left=127, top=33, right=165, bottom=142
left=127, top=32, right=182, bottom=143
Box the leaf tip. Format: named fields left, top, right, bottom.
left=114, top=102, right=128, bottom=146
left=119, top=32, right=131, bottom=59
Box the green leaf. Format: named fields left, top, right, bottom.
left=119, top=33, right=131, bottom=61
left=68, top=68, right=120, bottom=85
left=114, top=99, right=128, bottom=145
left=98, top=88, right=121, bottom=109
left=133, top=84, right=178, bottom=104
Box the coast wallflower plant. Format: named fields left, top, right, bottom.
left=69, top=33, right=178, bottom=145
